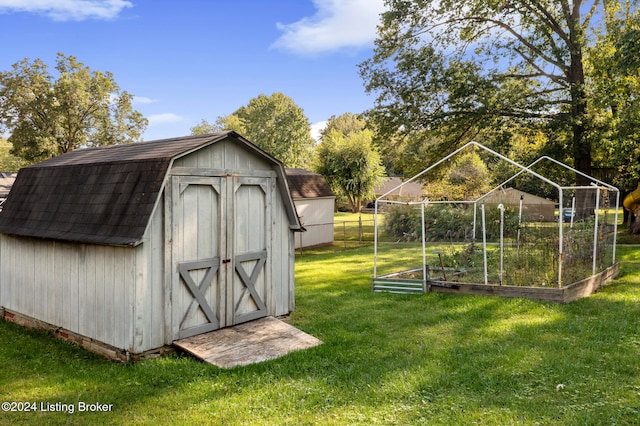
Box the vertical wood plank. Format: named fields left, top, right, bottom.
left=164, top=183, right=173, bottom=345
left=78, top=243, right=94, bottom=338
left=266, top=177, right=275, bottom=315
left=103, top=246, right=114, bottom=347
left=123, top=245, right=135, bottom=350
left=111, top=247, right=123, bottom=350
left=70, top=244, right=83, bottom=332
left=171, top=176, right=181, bottom=340
left=148, top=197, right=166, bottom=350
left=135, top=240, right=149, bottom=352
left=45, top=240, right=55, bottom=324
left=225, top=174, right=234, bottom=327
left=51, top=241, right=63, bottom=327
left=32, top=241, right=45, bottom=321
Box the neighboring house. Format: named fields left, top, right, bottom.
left=481, top=187, right=556, bottom=221
left=374, top=177, right=423, bottom=201
left=286, top=168, right=335, bottom=249
left=0, top=132, right=303, bottom=360
left=0, top=172, right=16, bottom=210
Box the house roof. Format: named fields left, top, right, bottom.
left=375, top=177, right=423, bottom=198
left=481, top=187, right=556, bottom=205
left=0, top=131, right=301, bottom=246
left=285, top=168, right=335, bottom=199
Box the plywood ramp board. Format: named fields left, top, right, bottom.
left=174, top=316, right=322, bottom=368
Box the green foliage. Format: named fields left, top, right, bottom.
left=382, top=204, right=422, bottom=241
left=0, top=138, right=28, bottom=171
left=359, top=1, right=639, bottom=180
left=383, top=203, right=521, bottom=242
left=488, top=128, right=575, bottom=199
left=424, top=150, right=492, bottom=200
left=585, top=4, right=640, bottom=191
left=213, top=92, right=315, bottom=168
left=319, top=112, right=366, bottom=141
left=0, top=53, right=147, bottom=164
left=189, top=118, right=222, bottom=135
left=314, top=128, right=385, bottom=213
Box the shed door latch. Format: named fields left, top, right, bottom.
left=222, top=258, right=231, bottom=264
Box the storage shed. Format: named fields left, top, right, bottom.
left=285, top=168, right=335, bottom=248
left=0, top=131, right=302, bottom=360
left=375, top=177, right=423, bottom=201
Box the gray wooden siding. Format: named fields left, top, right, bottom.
left=0, top=234, right=137, bottom=351
left=172, top=139, right=273, bottom=171
left=134, top=195, right=166, bottom=352
left=273, top=183, right=295, bottom=314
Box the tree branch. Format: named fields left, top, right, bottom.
left=499, top=71, right=568, bottom=84
left=559, top=0, right=572, bottom=26
left=582, top=0, right=601, bottom=29
left=431, top=108, right=566, bottom=120
left=507, top=1, right=571, bottom=58
left=512, top=47, right=567, bottom=83
left=463, top=16, right=569, bottom=71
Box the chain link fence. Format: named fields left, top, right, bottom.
left=295, top=214, right=376, bottom=254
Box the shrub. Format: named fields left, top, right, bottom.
left=383, top=203, right=521, bottom=242
left=382, top=204, right=422, bottom=241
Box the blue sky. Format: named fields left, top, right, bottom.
left=0, top=0, right=386, bottom=141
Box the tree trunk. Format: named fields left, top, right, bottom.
left=569, top=42, right=590, bottom=178
left=571, top=88, right=594, bottom=220
left=631, top=207, right=640, bottom=234
left=567, top=8, right=592, bottom=218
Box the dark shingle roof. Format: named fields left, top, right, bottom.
left=0, top=132, right=300, bottom=246
left=285, top=168, right=335, bottom=199
left=31, top=133, right=220, bottom=167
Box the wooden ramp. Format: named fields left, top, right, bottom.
left=174, top=316, right=322, bottom=368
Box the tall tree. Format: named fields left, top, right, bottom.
left=190, top=118, right=222, bottom=135
left=359, top=1, right=634, bottom=186
left=585, top=3, right=640, bottom=230
left=211, top=92, right=315, bottom=168
left=424, top=150, right=492, bottom=201
left=0, top=53, right=147, bottom=163
left=587, top=3, right=640, bottom=188
left=320, top=112, right=366, bottom=140
left=315, top=129, right=385, bottom=213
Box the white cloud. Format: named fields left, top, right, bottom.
left=311, top=120, right=327, bottom=142
left=271, top=0, right=386, bottom=55
left=147, top=113, right=184, bottom=126
left=0, top=0, right=133, bottom=21
left=133, top=96, right=156, bottom=105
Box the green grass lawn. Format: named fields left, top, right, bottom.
left=1, top=245, right=639, bottom=425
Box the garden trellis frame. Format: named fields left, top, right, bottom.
left=372, top=141, right=620, bottom=302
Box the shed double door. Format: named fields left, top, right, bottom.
left=171, top=174, right=272, bottom=340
